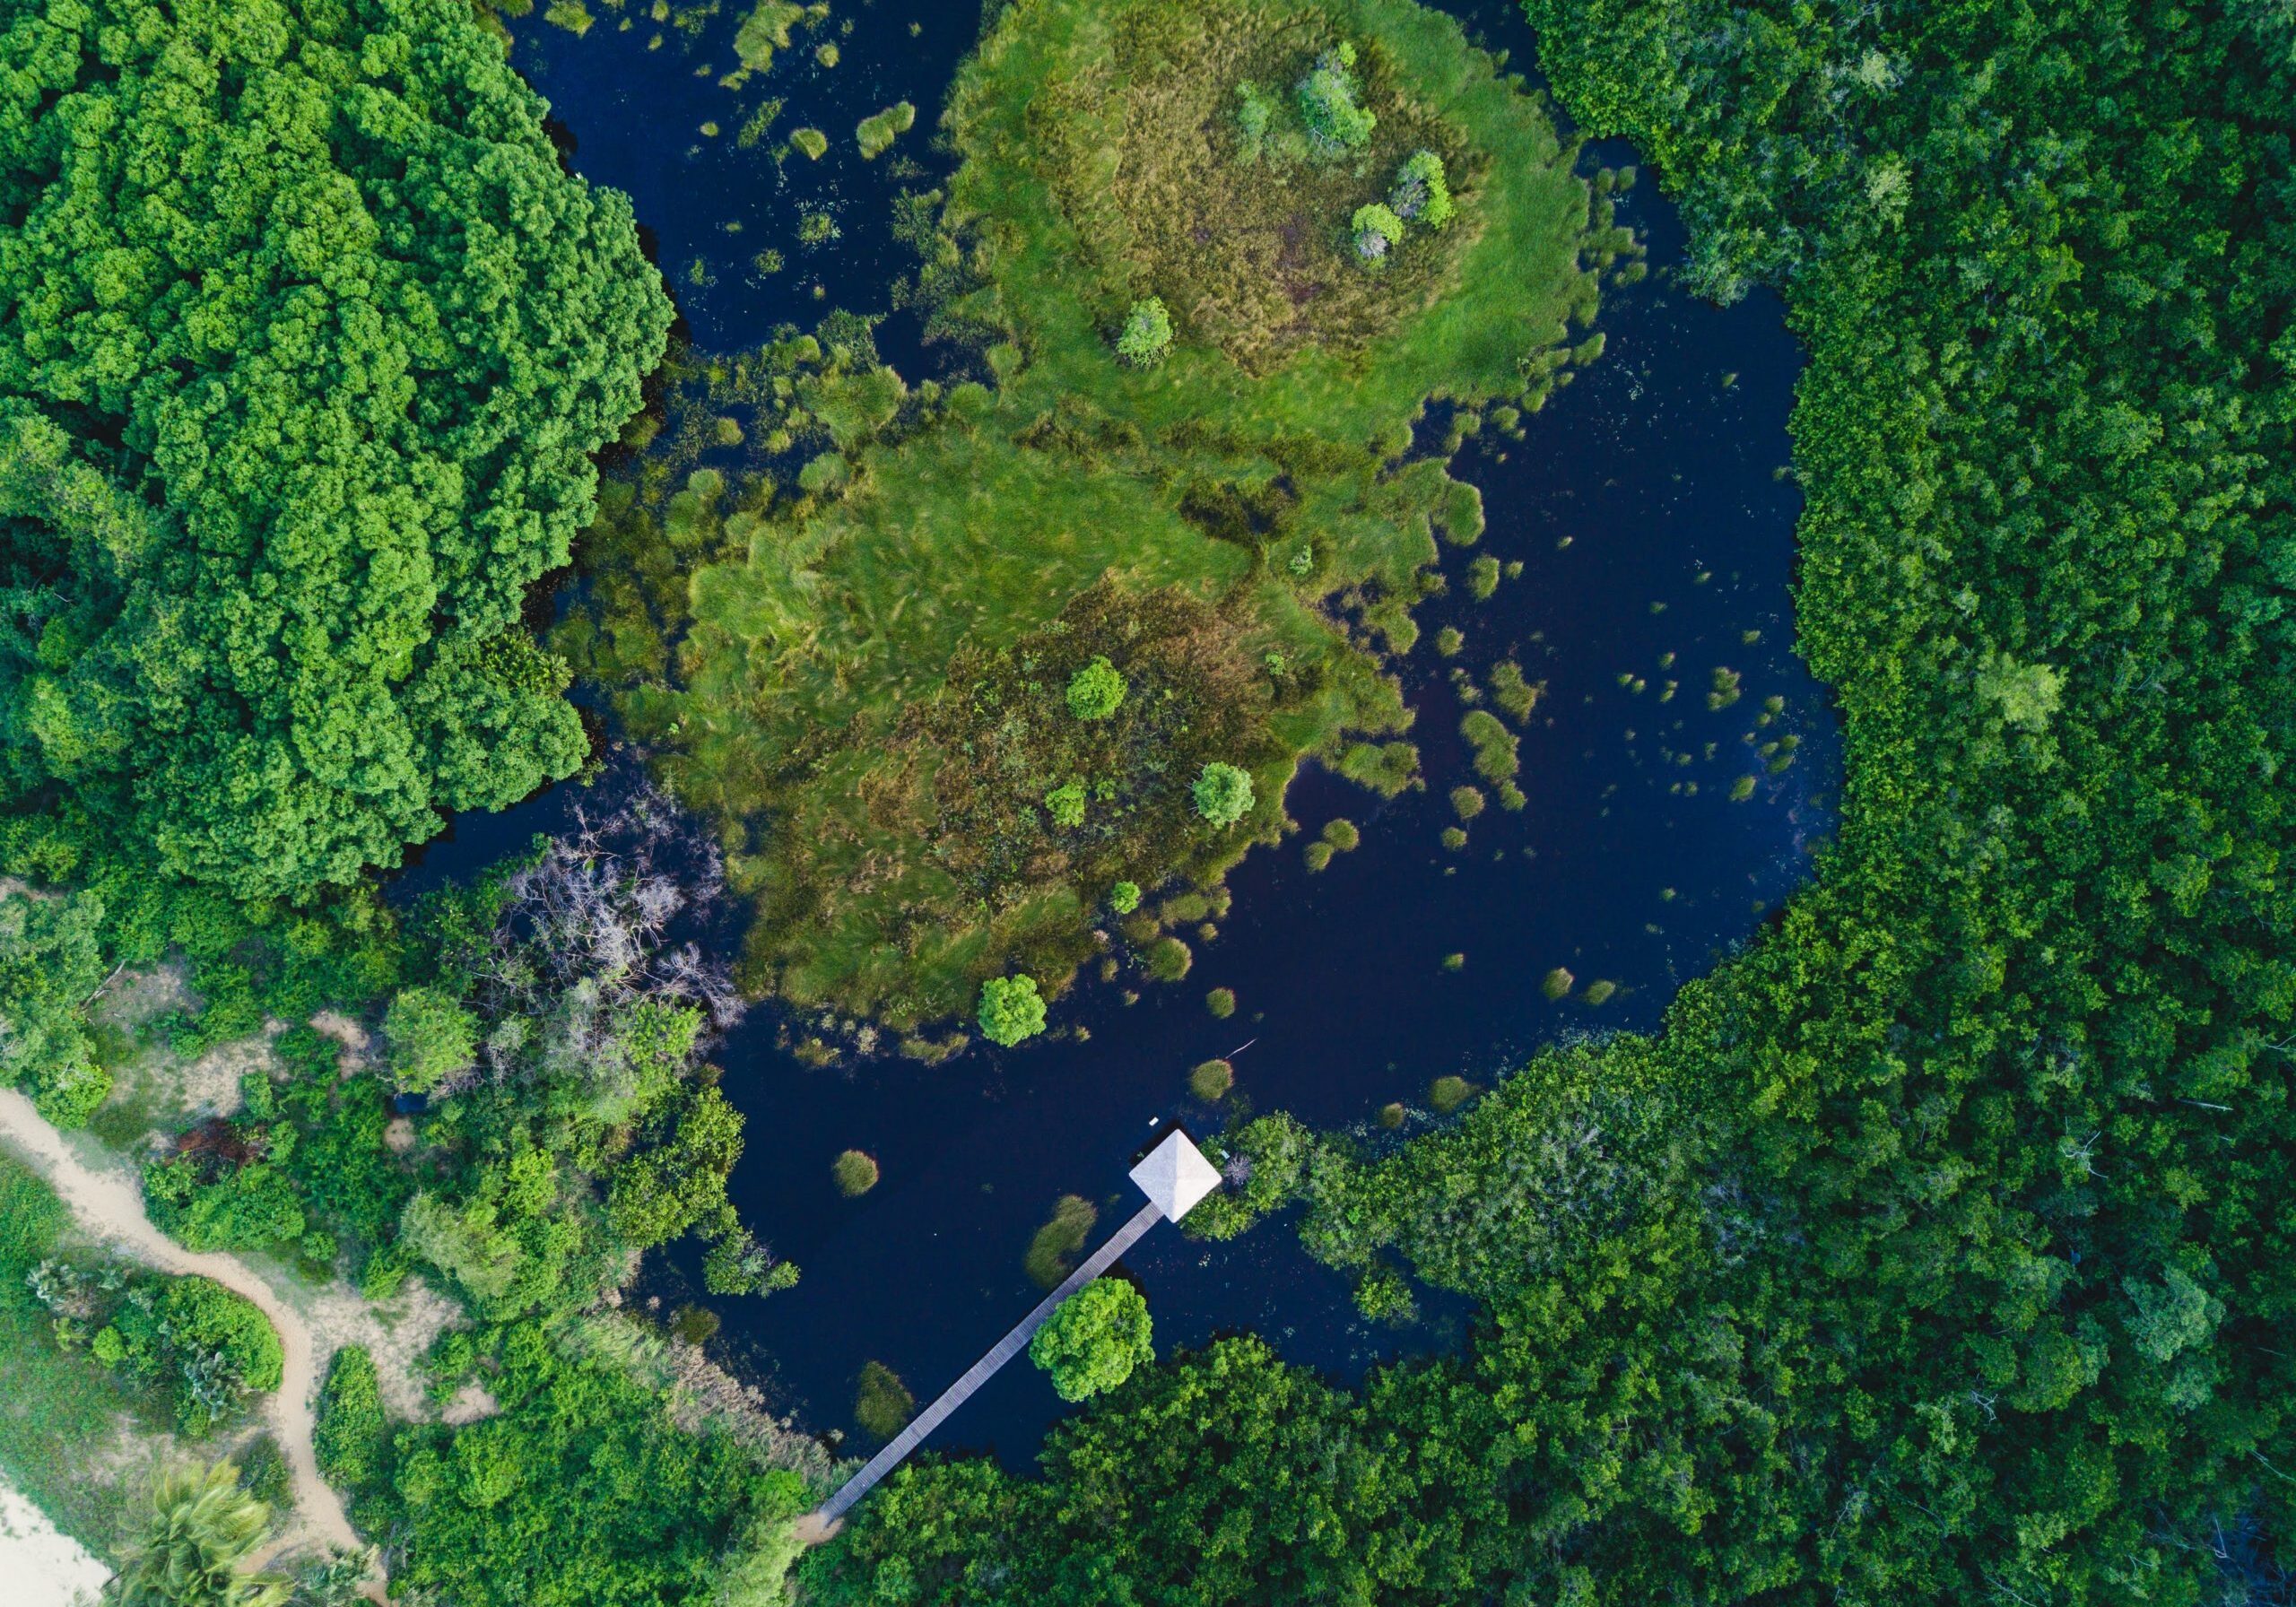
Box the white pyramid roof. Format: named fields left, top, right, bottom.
left=1129, top=1128, right=1222, bottom=1221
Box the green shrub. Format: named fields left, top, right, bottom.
left=1440, top=826, right=1467, bottom=850
left=1109, top=881, right=1142, bottom=914
left=1434, top=625, right=1465, bottom=656
left=1450, top=786, right=1485, bottom=821
left=1044, top=779, right=1088, bottom=828
left=316, top=1345, right=386, bottom=1490
left=1304, top=840, right=1335, bottom=872
left=1542, top=967, right=1574, bottom=1001
left=1065, top=655, right=1129, bottom=718
left=1322, top=818, right=1361, bottom=852
left=1352, top=202, right=1406, bottom=261
left=132, top=1275, right=283, bottom=1434
left=791, top=126, right=828, bottom=159
left=1391, top=150, right=1454, bottom=228
left=1580, top=979, right=1617, bottom=1006
left=978, top=976, right=1048, bottom=1047
left=1233, top=81, right=1275, bottom=159
left=1378, top=1101, right=1406, bottom=1129
left=1354, top=1265, right=1417, bottom=1324
left=1030, top=1277, right=1152, bottom=1402
left=1467, top=554, right=1500, bottom=600
left=1205, top=987, right=1236, bottom=1019
left=384, top=986, right=476, bottom=1095
left=1114, top=298, right=1174, bottom=368
left=1297, top=42, right=1375, bottom=154
left=1192, top=762, right=1255, bottom=827
left=832, top=1150, right=880, bottom=1196
left=144, top=1154, right=307, bottom=1254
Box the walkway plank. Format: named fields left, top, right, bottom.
left=814, top=1198, right=1167, bottom=1524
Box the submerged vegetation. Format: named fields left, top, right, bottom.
left=563, top=0, right=1630, bottom=1035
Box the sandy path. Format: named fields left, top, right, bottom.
left=0, top=1090, right=366, bottom=1567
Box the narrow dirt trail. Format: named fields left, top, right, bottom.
left=0, top=1090, right=366, bottom=1564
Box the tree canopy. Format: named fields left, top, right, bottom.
left=1029, top=1277, right=1152, bottom=1402
left=0, top=0, right=670, bottom=899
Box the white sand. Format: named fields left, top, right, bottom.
left=0, top=1481, right=108, bottom=1607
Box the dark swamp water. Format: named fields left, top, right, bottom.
left=398, top=0, right=1836, bottom=1469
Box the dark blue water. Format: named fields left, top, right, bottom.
left=405, top=0, right=1831, bottom=1471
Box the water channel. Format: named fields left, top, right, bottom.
left=397, top=0, right=1834, bottom=1469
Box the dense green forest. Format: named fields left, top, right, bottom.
left=2, top=0, right=2290, bottom=1601
left=0, top=0, right=669, bottom=899
left=804, top=0, right=2296, bottom=1602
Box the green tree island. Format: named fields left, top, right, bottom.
left=0, top=0, right=671, bottom=898
left=563, top=0, right=1630, bottom=1034
left=1029, top=1276, right=1152, bottom=1402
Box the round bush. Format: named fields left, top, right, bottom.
left=1066, top=656, right=1129, bottom=719
left=1109, top=880, right=1143, bottom=914
left=978, top=976, right=1048, bottom=1046
left=1115, top=298, right=1174, bottom=367
left=1205, top=986, right=1237, bottom=1019
left=1030, top=1277, right=1152, bottom=1403
left=1193, top=762, right=1255, bottom=828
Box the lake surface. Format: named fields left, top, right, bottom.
left=404, top=0, right=1831, bottom=1470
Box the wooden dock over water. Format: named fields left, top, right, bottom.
left=813, top=1198, right=1166, bottom=1525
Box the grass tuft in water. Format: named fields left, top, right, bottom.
left=832, top=1150, right=880, bottom=1196
left=855, top=1360, right=915, bottom=1439
left=1024, top=1194, right=1100, bottom=1289
left=1190, top=1059, right=1235, bottom=1101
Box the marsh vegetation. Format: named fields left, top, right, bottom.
left=555, top=0, right=1634, bottom=1038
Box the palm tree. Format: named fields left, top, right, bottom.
left=105, top=1461, right=292, bottom=1607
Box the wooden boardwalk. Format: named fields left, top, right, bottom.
left=813, top=1198, right=1168, bottom=1525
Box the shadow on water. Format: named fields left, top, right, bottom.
left=396, top=0, right=1834, bottom=1469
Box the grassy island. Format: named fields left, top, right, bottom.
left=565, top=0, right=1629, bottom=1032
